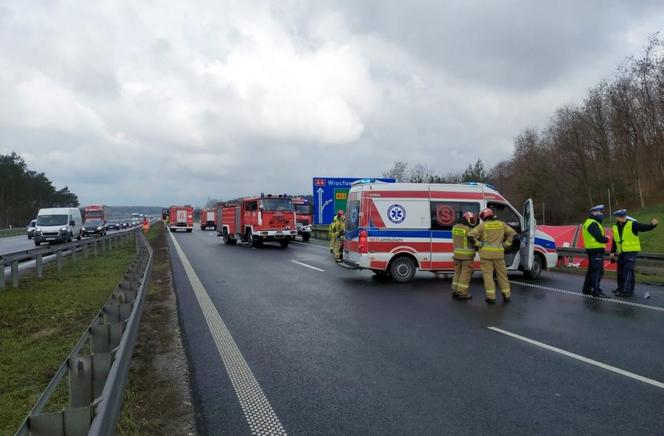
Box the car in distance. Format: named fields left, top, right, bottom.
left=81, top=219, right=107, bottom=237
left=106, top=221, right=120, bottom=231
left=27, top=219, right=37, bottom=239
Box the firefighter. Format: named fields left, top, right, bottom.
left=451, top=211, right=477, bottom=300
left=331, top=210, right=346, bottom=262
left=581, top=204, right=610, bottom=297
left=329, top=211, right=342, bottom=253
left=468, top=208, right=516, bottom=304
left=609, top=209, right=658, bottom=298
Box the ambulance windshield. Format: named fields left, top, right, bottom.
left=260, top=199, right=294, bottom=211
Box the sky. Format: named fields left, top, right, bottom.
left=1, top=0, right=664, bottom=206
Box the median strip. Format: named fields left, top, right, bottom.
left=488, top=326, right=664, bottom=389
left=168, top=232, right=287, bottom=436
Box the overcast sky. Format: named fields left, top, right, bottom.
left=2, top=0, right=663, bottom=206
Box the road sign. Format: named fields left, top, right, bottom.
left=312, top=177, right=395, bottom=225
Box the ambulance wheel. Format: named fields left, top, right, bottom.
left=279, top=239, right=290, bottom=248
left=389, top=256, right=416, bottom=283
left=302, top=233, right=310, bottom=242
left=524, top=255, right=543, bottom=280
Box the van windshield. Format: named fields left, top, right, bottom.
left=260, top=199, right=294, bottom=211
left=37, top=214, right=68, bottom=226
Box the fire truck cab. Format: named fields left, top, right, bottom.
left=341, top=181, right=557, bottom=283
left=169, top=205, right=194, bottom=232
left=200, top=208, right=217, bottom=231
left=292, top=198, right=312, bottom=242
left=218, top=194, right=297, bottom=248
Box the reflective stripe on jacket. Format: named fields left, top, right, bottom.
left=452, top=223, right=475, bottom=260
left=468, top=219, right=516, bottom=260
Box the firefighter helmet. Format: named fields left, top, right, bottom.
left=479, top=208, right=495, bottom=221
left=462, top=211, right=476, bottom=225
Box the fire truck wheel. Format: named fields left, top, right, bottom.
left=279, top=239, right=290, bottom=248
left=247, top=230, right=261, bottom=247
left=389, top=256, right=416, bottom=283
left=302, top=233, right=311, bottom=242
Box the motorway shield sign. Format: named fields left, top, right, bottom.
left=312, top=177, right=395, bottom=225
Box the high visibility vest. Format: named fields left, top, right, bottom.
left=582, top=218, right=606, bottom=250
left=613, top=220, right=641, bottom=254
left=452, top=223, right=475, bottom=260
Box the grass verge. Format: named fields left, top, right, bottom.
left=0, top=243, right=135, bottom=435
left=0, top=228, right=26, bottom=238
left=117, top=222, right=196, bottom=435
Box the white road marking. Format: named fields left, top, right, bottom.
left=168, top=232, right=287, bottom=435
left=488, top=326, right=664, bottom=389
left=510, top=280, right=664, bottom=313
left=290, top=259, right=325, bottom=272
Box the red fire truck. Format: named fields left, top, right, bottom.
left=82, top=205, right=106, bottom=223
left=292, top=197, right=312, bottom=242
left=169, top=205, right=193, bottom=232
left=217, top=194, right=297, bottom=248
left=200, top=208, right=217, bottom=231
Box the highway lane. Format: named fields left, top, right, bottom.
left=0, top=229, right=132, bottom=256
left=169, top=229, right=664, bottom=435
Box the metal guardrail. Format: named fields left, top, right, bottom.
left=0, top=230, right=137, bottom=289
left=14, top=230, right=153, bottom=436
left=556, top=247, right=664, bottom=261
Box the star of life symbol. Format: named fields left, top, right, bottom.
left=350, top=208, right=358, bottom=224
left=387, top=204, right=406, bottom=224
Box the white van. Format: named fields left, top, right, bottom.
left=34, top=207, right=83, bottom=246
left=341, top=181, right=558, bottom=282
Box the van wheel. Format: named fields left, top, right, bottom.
left=77, top=232, right=82, bottom=241
left=389, top=256, right=416, bottom=283
left=524, top=255, right=543, bottom=280
left=34, top=240, right=41, bottom=246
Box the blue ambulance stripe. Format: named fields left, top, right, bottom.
left=534, top=237, right=556, bottom=250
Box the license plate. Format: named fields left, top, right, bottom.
left=276, top=232, right=282, bottom=235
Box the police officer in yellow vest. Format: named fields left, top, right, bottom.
left=451, top=211, right=477, bottom=300
left=468, top=208, right=516, bottom=304
left=582, top=204, right=610, bottom=297
left=609, top=209, right=658, bottom=298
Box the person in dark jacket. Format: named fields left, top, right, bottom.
left=582, top=205, right=610, bottom=297
left=610, top=209, right=658, bottom=298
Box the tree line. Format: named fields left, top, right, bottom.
left=384, top=34, right=664, bottom=225
left=0, top=152, right=79, bottom=228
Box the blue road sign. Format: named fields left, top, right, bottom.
left=312, top=177, right=395, bottom=225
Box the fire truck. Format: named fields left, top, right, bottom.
left=292, top=197, right=312, bottom=242
left=82, top=205, right=106, bottom=223
left=217, top=194, right=297, bottom=248
left=169, top=205, right=194, bottom=232
left=200, top=208, right=217, bottom=230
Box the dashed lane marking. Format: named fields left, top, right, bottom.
left=488, top=326, right=664, bottom=389
left=510, top=280, right=664, bottom=313
left=168, top=232, right=287, bottom=435
left=290, top=259, right=325, bottom=272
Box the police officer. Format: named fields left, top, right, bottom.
left=468, top=208, right=516, bottom=304
left=609, top=209, right=658, bottom=298
left=331, top=210, right=346, bottom=262
left=329, top=211, right=343, bottom=253
left=451, top=211, right=477, bottom=300
left=582, top=204, right=610, bottom=297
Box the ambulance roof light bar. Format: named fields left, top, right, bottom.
left=351, top=178, right=391, bottom=186
left=464, top=181, right=498, bottom=191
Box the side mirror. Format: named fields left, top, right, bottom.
left=70, top=220, right=75, bottom=226
left=259, top=206, right=264, bottom=211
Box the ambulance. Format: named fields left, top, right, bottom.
left=341, top=181, right=557, bottom=283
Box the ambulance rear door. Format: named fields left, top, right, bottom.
left=520, top=198, right=535, bottom=271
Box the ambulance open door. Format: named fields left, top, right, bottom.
left=520, top=199, right=535, bottom=271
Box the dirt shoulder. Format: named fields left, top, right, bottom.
left=118, top=223, right=196, bottom=435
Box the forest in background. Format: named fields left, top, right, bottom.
left=384, top=34, right=664, bottom=225
left=0, top=152, right=79, bottom=228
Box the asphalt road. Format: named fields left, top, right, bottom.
left=0, top=228, right=132, bottom=256
left=168, top=229, right=664, bottom=436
